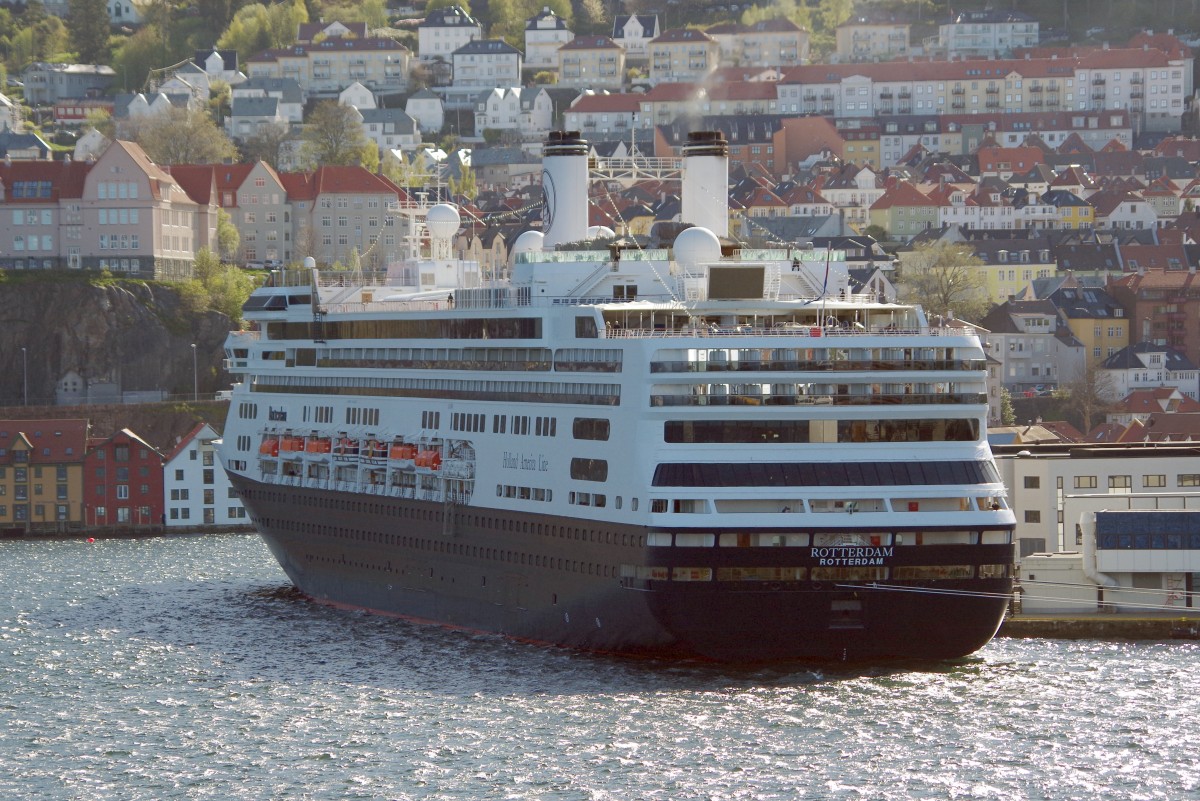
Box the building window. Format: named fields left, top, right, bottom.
left=1178, top=474, right=1200, bottom=487
left=1023, top=476, right=1039, bottom=489
left=1108, top=475, right=1131, bottom=492
left=1024, top=510, right=1041, bottom=523
left=1074, top=476, right=1097, bottom=488
left=1143, top=474, right=1166, bottom=488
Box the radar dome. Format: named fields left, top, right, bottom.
left=587, top=225, right=616, bottom=240
left=426, top=203, right=461, bottom=241
left=673, top=226, right=721, bottom=269
left=303, top=256, right=317, bottom=269
left=512, top=230, right=545, bottom=256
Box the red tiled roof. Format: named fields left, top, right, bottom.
left=569, top=93, right=642, bottom=114
left=560, top=35, right=620, bottom=50
left=870, top=181, right=936, bottom=210
left=706, top=81, right=779, bottom=101
left=0, top=159, right=93, bottom=203
left=0, top=419, right=90, bottom=465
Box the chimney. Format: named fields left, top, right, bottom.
left=681, top=131, right=730, bottom=238
left=541, top=130, right=589, bottom=248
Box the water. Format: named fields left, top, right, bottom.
left=2, top=535, right=1198, bottom=801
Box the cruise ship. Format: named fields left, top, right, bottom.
left=219, top=131, right=1015, bottom=662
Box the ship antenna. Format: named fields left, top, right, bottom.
left=819, top=245, right=832, bottom=326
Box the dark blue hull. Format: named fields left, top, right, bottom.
left=232, top=475, right=1012, bottom=662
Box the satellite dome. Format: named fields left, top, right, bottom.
left=673, top=226, right=721, bottom=269
left=426, top=203, right=461, bottom=240
left=512, top=230, right=545, bottom=256
left=587, top=225, right=616, bottom=240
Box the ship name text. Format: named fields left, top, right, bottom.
left=811, top=546, right=893, bottom=566
left=268, top=407, right=288, bottom=421
left=502, top=451, right=549, bottom=472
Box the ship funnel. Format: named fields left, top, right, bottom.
left=541, top=130, right=590, bottom=248
left=682, top=131, right=729, bottom=239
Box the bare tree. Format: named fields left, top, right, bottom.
left=1057, top=359, right=1118, bottom=434
left=300, top=101, right=374, bottom=169
left=897, top=242, right=991, bottom=323
left=240, top=122, right=294, bottom=171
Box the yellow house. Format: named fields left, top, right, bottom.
left=0, top=419, right=89, bottom=533
left=1043, top=190, right=1095, bottom=229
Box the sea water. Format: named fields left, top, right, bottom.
left=2, top=535, right=1197, bottom=800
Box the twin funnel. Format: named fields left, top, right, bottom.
left=540, top=130, right=729, bottom=248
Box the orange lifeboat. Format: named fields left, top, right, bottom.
left=389, top=443, right=417, bottom=460
left=416, top=450, right=442, bottom=470
left=305, top=437, right=331, bottom=454
left=259, top=438, right=280, bottom=456
left=280, top=436, right=304, bottom=452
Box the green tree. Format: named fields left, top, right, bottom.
left=999, top=387, right=1016, bottom=426
left=448, top=162, right=477, bottom=201
left=190, top=247, right=257, bottom=322
left=135, top=105, right=239, bottom=165
left=863, top=224, right=890, bottom=243
left=300, top=101, right=375, bottom=168
left=112, top=26, right=169, bottom=94
left=67, top=0, right=111, bottom=64
left=741, top=0, right=811, bottom=30
left=897, top=242, right=991, bottom=323
left=216, top=209, right=240, bottom=263
left=573, top=0, right=607, bottom=33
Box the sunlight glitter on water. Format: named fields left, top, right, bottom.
left=2, top=535, right=1199, bottom=800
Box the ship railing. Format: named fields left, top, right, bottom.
left=606, top=326, right=958, bottom=339
left=649, top=392, right=988, bottom=407
left=650, top=358, right=988, bottom=373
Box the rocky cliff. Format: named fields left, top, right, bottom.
left=0, top=277, right=234, bottom=407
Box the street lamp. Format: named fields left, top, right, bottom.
left=191, top=343, right=198, bottom=402
left=21, top=346, right=27, bottom=405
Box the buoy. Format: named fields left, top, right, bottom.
left=87, top=537, right=95, bottom=543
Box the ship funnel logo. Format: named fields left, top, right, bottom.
left=542, top=171, right=556, bottom=233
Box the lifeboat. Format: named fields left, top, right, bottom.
left=415, top=450, right=442, bottom=470
left=305, top=437, right=331, bottom=454
left=335, top=437, right=359, bottom=457
left=280, top=436, right=305, bottom=452
left=258, top=438, right=280, bottom=456
left=389, top=443, right=417, bottom=461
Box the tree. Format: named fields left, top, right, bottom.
left=863, top=224, right=890, bottom=243
left=897, top=242, right=991, bottom=324
left=190, top=247, right=258, bottom=323
left=300, top=101, right=375, bottom=168
left=216, top=209, right=240, bottom=263
left=135, top=105, right=239, bottom=165
left=573, top=0, right=607, bottom=33
left=239, top=121, right=293, bottom=170
left=1056, top=360, right=1117, bottom=434
left=742, top=0, right=811, bottom=30
left=449, top=162, right=477, bottom=202
left=999, top=387, right=1016, bottom=426
left=67, top=0, right=111, bottom=64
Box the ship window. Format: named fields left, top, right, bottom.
left=573, top=417, right=611, bottom=440
left=575, top=316, right=599, bottom=338
left=570, top=458, right=608, bottom=482
left=653, top=460, right=998, bottom=487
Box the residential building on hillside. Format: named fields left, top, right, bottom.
left=776, top=47, right=1188, bottom=134
left=83, top=428, right=163, bottom=531
left=405, top=88, right=445, bottom=133
left=525, top=7, right=573, bottom=72
left=281, top=166, right=404, bottom=268
left=648, top=29, right=719, bottom=85
left=1047, top=280, right=1129, bottom=364
left=163, top=423, right=246, bottom=528
left=418, top=5, right=482, bottom=63
left=1108, top=257, right=1200, bottom=365
left=706, top=18, right=808, bottom=69
left=835, top=18, right=910, bottom=61
left=936, top=10, right=1038, bottom=58
left=978, top=300, right=1087, bottom=396
left=0, top=139, right=217, bottom=279
left=231, top=77, right=306, bottom=124
left=1101, top=342, right=1200, bottom=400
left=21, top=63, right=117, bottom=106
left=612, top=14, right=660, bottom=62
left=564, top=92, right=641, bottom=135
left=0, top=419, right=88, bottom=534
left=557, top=36, right=625, bottom=91
left=451, top=39, right=522, bottom=88
left=244, top=37, right=412, bottom=97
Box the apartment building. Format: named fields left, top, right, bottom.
left=245, top=37, right=412, bottom=97
left=937, top=10, right=1039, bottom=58
left=611, top=14, right=660, bottom=62
left=0, top=419, right=88, bottom=534
left=564, top=92, right=641, bottom=135
left=648, top=28, right=719, bottom=85
left=451, top=39, right=522, bottom=88
left=282, top=166, right=404, bottom=268
left=83, top=428, right=164, bottom=531
left=163, top=423, right=246, bottom=528
left=835, top=18, right=910, bottom=61
left=706, top=18, right=808, bottom=69
left=418, top=5, right=483, bottom=63
left=557, top=36, right=625, bottom=91
left=525, top=7, right=573, bottom=71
